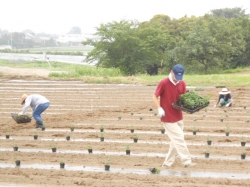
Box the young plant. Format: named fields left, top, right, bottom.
left=14, top=156, right=21, bottom=166
left=226, top=126, right=230, bottom=133
left=161, top=125, right=165, bottom=134
left=241, top=136, right=246, bottom=142
left=105, top=158, right=111, bottom=165
left=131, top=110, right=134, bottom=115
left=13, top=143, right=18, bottom=151
left=192, top=126, right=197, bottom=135
left=205, top=146, right=210, bottom=154
left=50, top=142, right=56, bottom=149
left=134, top=134, right=138, bottom=139
left=241, top=136, right=246, bottom=146
left=242, top=149, right=247, bottom=156
left=100, top=125, right=104, bottom=132
left=207, top=135, right=212, bottom=145
left=70, top=124, right=75, bottom=131
left=7, top=129, right=11, bottom=135
left=87, top=144, right=93, bottom=153
left=88, top=144, right=92, bottom=149
left=101, top=132, right=105, bottom=138
left=131, top=125, right=134, bottom=130
left=60, top=160, right=65, bottom=164
left=207, top=135, right=211, bottom=141
left=126, top=144, right=130, bottom=151
left=149, top=167, right=161, bottom=174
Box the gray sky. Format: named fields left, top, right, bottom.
left=1, top=0, right=250, bottom=35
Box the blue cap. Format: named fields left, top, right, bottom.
left=172, top=64, right=184, bottom=80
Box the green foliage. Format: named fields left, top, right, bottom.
left=179, top=90, right=210, bottom=109
left=100, top=132, right=105, bottom=137
left=242, top=149, right=247, bottom=155
left=241, top=136, right=246, bottom=142
left=82, top=19, right=169, bottom=75
left=126, top=144, right=130, bottom=150
left=207, top=135, right=211, bottom=141
left=211, top=7, right=249, bottom=19
left=205, top=147, right=210, bottom=153
left=105, top=158, right=111, bottom=165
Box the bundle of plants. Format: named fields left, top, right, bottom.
left=11, top=113, right=32, bottom=124
left=173, top=90, right=210, bottom=114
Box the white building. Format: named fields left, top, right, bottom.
left=57, top=34, right=85, bottom=43
left=0, top=45, right=12, bottom=50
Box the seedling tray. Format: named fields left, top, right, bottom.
left=11, top=113, right=32, bottom=124
left=172, top=100, right=210, bottom=114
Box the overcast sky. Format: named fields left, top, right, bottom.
left=1, top=0, right=250, bottom=35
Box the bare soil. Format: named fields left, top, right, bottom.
left=0, top=68, right=250, bottom=187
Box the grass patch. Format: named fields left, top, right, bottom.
left=1, top=59, right=250, bottom=86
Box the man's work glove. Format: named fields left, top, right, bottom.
left=158, top=107, right=165, bottom=118
left=18, top=112, right=23, bottom=116
left=225, top=103, right=230, bottom=107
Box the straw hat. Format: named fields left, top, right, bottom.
left=219, top=88, right=230, bottom=95
left=21, top=94, right=28, bottom=105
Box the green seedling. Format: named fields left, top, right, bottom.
left=50, top=142, right=56, bottom=148
left=105, top=158, right=111, bottom=165
left=207, top=135, right=211, bottom=141
left=7, top=130, right=11, bottom=135
left=241, top=136, right=246, bottom=142
left=226, top=126, right=230, bottom=133
left=101, top=132, right=105, bottom=138
left=149, top=167, right=161, bottom=174
left=126, top=144, right=130, bottom=150
left=242, top=149, right=247, bottom=155
left=205, top=146, right=210, bottom=153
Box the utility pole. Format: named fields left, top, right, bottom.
left=10, top=31, right=12, bottom=50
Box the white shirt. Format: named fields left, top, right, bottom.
left=169, top=73, right=180, bottom=85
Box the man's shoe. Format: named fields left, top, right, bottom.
left=36, top=121, right=44, bottom=129
left=184, top=162, right=197, bottom=168
left=162, top=164, right=172, bottom=168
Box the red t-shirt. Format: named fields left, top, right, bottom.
left=154, top=78, right=186, bottom=122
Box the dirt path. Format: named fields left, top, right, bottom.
left=0, top=66, right=50, bottom=77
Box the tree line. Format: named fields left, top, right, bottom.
left=82, top=7, right=250, bottom=75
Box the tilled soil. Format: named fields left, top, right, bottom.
left=0, top=76, right=250, bottom=187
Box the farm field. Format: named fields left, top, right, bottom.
left=0, top=78, right=250, bottom=186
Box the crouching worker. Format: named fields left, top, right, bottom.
left=214, top=88, right=233, bottom=107
left=18, top=94, right=50, bottom=129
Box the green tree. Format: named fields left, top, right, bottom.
left=211, top=7, right=249, bottom=19
left=170, top=15, right=245, bottom=73
left=82, top=20, right=168, bottom=75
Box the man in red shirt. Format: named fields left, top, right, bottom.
left=153, top=64, right=196, bottom=168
